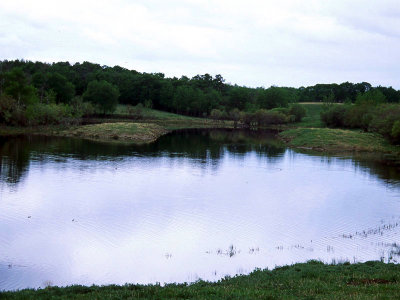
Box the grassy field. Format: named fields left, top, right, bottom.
left=2, top=261, right=400, bottom=299
left=296, top=103, right=325, bottom=128
left=114, top=105, right=202, bottom=120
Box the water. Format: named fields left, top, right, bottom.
left=1, top=129, right=400, bottom=290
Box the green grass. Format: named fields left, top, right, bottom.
left=114, top=105, right=201, bottom=120
left=60, top=122, right=168, bottom=144
left=278, top=103, right=400, bottom=156
left=2, top=261, right=400, bottom=299
left=296, top=103, right=325, bottom=128
left=279, top=127, right=400, bottom=154
left=0, top=106, right=233, bottom=144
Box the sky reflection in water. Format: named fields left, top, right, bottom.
left=0, top=129, right=400, bottom=290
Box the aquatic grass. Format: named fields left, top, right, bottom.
left=2, top=261, right=400, bottom=299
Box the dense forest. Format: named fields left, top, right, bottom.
left=1, top=59, right=400, bottom=128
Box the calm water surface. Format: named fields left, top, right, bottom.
left=1, top=129, right=400, bottom=290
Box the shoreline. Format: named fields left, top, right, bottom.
left=1, top=121, right=400, bottom=159
left=2, top=261, right=399, bottom=299
left=278, top=127, right=400, bottom=156
left=0, top=120, right=233, bottom=144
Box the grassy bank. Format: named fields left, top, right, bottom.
left=59, top=123, right=169, bottom=144
left=278, top=103, right=400, bottom=156
left=0, top=108, right=232, bottom=144
left=279, top=128, right=400, bottom=154
left=2, top=261, right=400, bottom=299
left=2, top=104, right=399, bottom=156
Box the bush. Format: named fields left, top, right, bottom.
left=229, top=108, right=241, bottom=128
left=289, top=104, right=307, bottom=122
left=271, top=107, right=290, bottom=115
left=254, top=109, right=288, bottom=126
left=70, top=96, right=96, bottom=118
left=241, top=112, right=255, bottom=127
left=343, top=104, right=373, bottom=130
left=144, top=99, right=153, bottom=109
left=391, top=121, right=400, bottom=143
left=210, top=109, right=223, bottom=122
left=0, top=95, right=17, bottom=124
left=25, top=103, right=73, bottom=125
left=369, top=104, right=400, bottom=138
left=320, top=105, right=348, bottom=127
left=127, top=103, right=144, bottom=119
left=0, top=95, right=26, bottom=125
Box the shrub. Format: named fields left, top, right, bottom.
left=25, top=103, right=73, bottom=125
left=369, top=104, right=400, bottom=138
left=144, top=99, right=153, bottom=109
left=343, top=104, right=375, bottom=130
left=271, top=107, right=290, bottom=115
left=210, top=109, right=223, bottom=122
left=0, top=95, right=17, bottom=124
left=254, top=109, right=288, bottom=126
left=70, top=96, right=96, bottom=118
left=391, top=121, right=400, bottom=143
left=0, top=95, right=26, bottom=125
left=127, top=103, right=144, bottom=119
left=229, top=108, right=241, bottom=128
left=289, top=104, right=307, bottom=122
left=80, top=101, right=96, bottom=117
left=241, top=112, right=255, bottom=127
left=320, top=105, right=348, bottom=127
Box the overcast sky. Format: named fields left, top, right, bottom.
left=0, top=0, right=399, bottom=88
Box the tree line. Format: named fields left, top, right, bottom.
left=0, top=59, right=399, bottom=126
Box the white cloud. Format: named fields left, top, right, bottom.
left=0, top=0, right=399, bottom=88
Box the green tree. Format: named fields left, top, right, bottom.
left=355, top=89, right=386, bottom=106
left=4, top=67, right=37, bottom=105
left=32, top=72, right=48, bottom=102
left=228, top=86, right=253, bottom=110
left=83, top=80, right=119, bottom=114
left=257, top=87, right=290, bottom=109
left=47, top=72, right=75, bottom=103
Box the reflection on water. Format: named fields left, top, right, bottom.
left=0, top=129, right=400, bottom=291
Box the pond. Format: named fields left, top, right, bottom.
left=1, top=129, right=400, bottom=291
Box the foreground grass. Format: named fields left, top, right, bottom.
left=2, top=261, right=400, bottom=299
left=279, top=127, right=400, bottom=154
